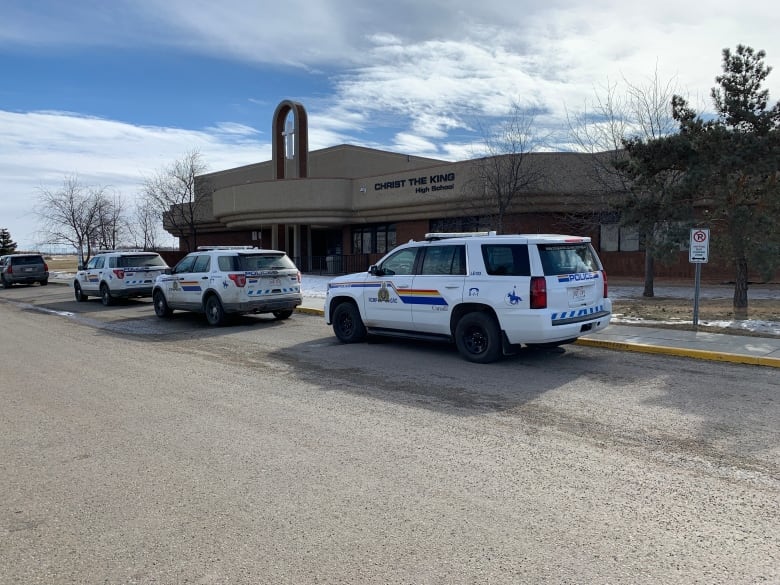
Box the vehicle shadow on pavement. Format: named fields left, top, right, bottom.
left=268, top=336, right=649, bottom=415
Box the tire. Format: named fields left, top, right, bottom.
left=74, top=282, right=87, bottom=302
left=40, top=279, right=48, bottom=286
left=1, top=275, right=9, bottom=289
left=100, top=283, right=114, bottom=306
left=455, top=312, right=503, bottom=364
left=273, top=309, right=293, bottom=320
left=332, top=302, right=366, bottom=343
left=204, top=295, right=226, bottom=326
left=153, top=290, right=173, bottom=318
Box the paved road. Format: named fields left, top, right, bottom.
left=1, top=289, right=779, bottom=584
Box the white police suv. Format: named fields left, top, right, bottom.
left=152, top=246, right=302, bottom=326
left=325, top=232, right=612, bottom=363
left=74, top=250, right=169, bottom=305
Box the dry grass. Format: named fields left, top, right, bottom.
left=44, top=255, right=79, bottom=271
left=613, top=297, right=780, bottom=324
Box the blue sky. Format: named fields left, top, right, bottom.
left=2, top=0, right=780, bottom=249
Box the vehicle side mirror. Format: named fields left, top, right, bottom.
left=164, top=268, right=172, bottom=275
left=77, top=263, right=84, bottom=270
left=369, top=265, right=383, bottom=276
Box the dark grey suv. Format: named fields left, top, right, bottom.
left=0, top=254, right=49, bottom=288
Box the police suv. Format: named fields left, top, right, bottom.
left=74, top=250, right=169, bottom=305
left=325, top=232, right=612, bottom=363
left=152, top=246, right=302, bottom=326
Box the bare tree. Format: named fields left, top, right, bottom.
left=143, top=150, right=212, bottom=251
left=93, top=190, right=127, bottom=251
left=35, top=176, right=106, bottom=262
left=566, top=68, right=684, bottom=296
left=460, top=103, right=546, bottom=234
left=128, top=196, right=162, bottom=251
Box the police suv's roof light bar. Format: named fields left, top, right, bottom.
left=424, top=231, right=496, bottom=241
left=196, top=246, right=259, bottom=250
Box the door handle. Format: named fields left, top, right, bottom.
left=201, top=276, right=209, bottom=280
left=395, top=284, right=410, bottom=289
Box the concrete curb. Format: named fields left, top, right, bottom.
left=297, top=307, right=780, bottom=368
left=575, top=338, right=780, bottom=369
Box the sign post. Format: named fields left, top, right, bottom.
left=689, top=228, right=710, bottom=327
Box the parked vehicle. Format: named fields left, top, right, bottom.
left=325, top=231, right=612, bottom=363
left=73, top=250, right=169, bottom=305
left=1, top=254, right=49, bottom=288
left=152, top=246, right=302, bottom=325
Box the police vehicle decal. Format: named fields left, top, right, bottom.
left=550, top=304, right=610, bottom=326
left=557, top=272, right=599, bottom=283
left=246, top=286, right=301, bottom=296
left=179, top=281, right=202, bottom=292
left=87, top=275, right=99, bottom=283
left=330, top=281, right=448, bottom=306
left=328, top=281, right=380, bottom=290
left=397, top=289, right=448, bottom=306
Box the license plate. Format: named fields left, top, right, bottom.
left=571, top=286, right=586, bottom=300
left=24, top=267, right=33, bottom=272
left=269, top=278, right=281, bottom=286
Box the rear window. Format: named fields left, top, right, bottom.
left=241, top=253, right=297, bottom=271
left=537, top=243, right=601, bottom=275
left=11, top=256, right=44, bottom=266
left=481, top=245, right=531, bottom=276
left=115, top=254, right=166, bottom=268
left=218, top=253, right=297, bottom=271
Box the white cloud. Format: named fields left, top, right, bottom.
left=0, top=110, right=269, bottom=247
left=3, top=0, right=780, bottom=248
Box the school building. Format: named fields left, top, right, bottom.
left=163, top=100, right=721, bottom=280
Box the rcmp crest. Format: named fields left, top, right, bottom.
left=377, top=281, right=391, bottom=302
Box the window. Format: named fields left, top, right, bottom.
left=352, top=224, right=396, bottom=254
left=379, top=248, right=417, bottom=276
left=87, top=256, right=104, bottom=269
left=12, top=255, right=43, bottom=266
left=173, top=255, right=196, bottom=274
left=218, top=256, right=237, bottom=271
left=239, top=254, right=297, bottom=271
left=420, top=245, right=466, bottom=275
left=430, top=216, right=491, bottom=233
left=192, top=255, right=211, bottom=273
left=117, top=254, right=167, bottom=268
left=537, top=243, right=600, bottom=275
left=600, top=224, right=639, bottom=252
left=481, top=245, right=531, bottom=276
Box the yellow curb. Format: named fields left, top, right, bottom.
left=295, top=307, right=780, bottom=368
left=576, top=338, right=780, bottom=368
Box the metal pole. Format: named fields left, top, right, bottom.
left=693, top=262, right=701, bottom=328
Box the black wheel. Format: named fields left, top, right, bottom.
left=205, top=295, right=226, bottom=326
left=74, top=282, right=87, bottom=302
left=1, top=275, right=10, bottom=289
left=153, top=289, right=173, bottom=318
left=273, top=309, right=293, bottom=320
left=100, top=283, right=113, bottom=306
left=332, top=302, right=366, bottom=343
left=40, top=279, right=48, bottom=286
left=455, top=312, right=503, bottom=363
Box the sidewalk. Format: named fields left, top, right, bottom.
left=297, top=296, right=780, bottom=369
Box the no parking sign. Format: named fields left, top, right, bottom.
left=689, top=228, right=709, bottom=263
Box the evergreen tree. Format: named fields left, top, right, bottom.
left=0, top=228, right=18, bottom=254
left=671, top=45, right=780, bottom=318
